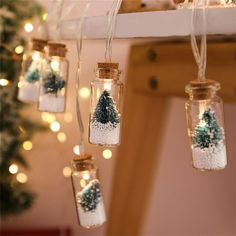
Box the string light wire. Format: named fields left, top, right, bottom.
left=75, top=0, right=93, bottom=154
left=105, top=0, right=123, bottom=62
left=190, top=0, right=209, bottom=81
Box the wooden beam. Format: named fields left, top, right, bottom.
left=106, top=41, right=236, bottom=235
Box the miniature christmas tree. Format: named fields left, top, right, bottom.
left=79, top=180, right=102, bottom=212
left=92, top=90, right=119, bottom=126
left=43, top=71, right=65, bottom=94
left=26, top=68, right=40, bottom=83
left=193, top=108, right=224, bottom=149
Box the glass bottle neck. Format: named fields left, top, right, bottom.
left=189, top=88, right=217, bottom=100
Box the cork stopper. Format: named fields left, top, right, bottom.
left=186, top=79, right=220, bottom=100
left=189, top=79, right=217, bottom=88
left=48, top=42, right=67, bottom=57
left=97, top=62, right=119, bottom=69
left=72, top=153, right=95, bottom=171
left=31, top=38, right=47, bottom=52
left=96, top=62, right=120, bottom=80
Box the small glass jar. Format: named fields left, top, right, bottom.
left=38, top=42, right=69, bottom=113
left=185, top=79, right=227, bottom=171
left=71, top=154, right=106, bottom=228
left=89, top=62, right=123, bottom=146
left=18, top=38, right=47, bottom=103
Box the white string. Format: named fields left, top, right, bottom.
left=55, top=0, right=64, bottom=40
left=75, top=0, right=93, bottom=154
left=105, top=0, right=123, bottom=62
left=190, top=0, right=209, bottom=81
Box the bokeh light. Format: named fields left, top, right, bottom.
left=9, top=164, right=18, bottom=174
left=103, top=149, right=112, bottom=159
left=16, top=173, right=28, bottom=183
left=63, top=166, right=72, bottom=178
left=0, top=79, right=9, bottom=86
left=79, top=87, right=90, bottom=98
left=64, top=113, right=73, bottom=123
left=57, top=132, right=66, bottom=143
left=15, top=45, right=24, bottom=54
left=50, top=121, right=60, bottom=132
left=23, top=141, right=33, bottom=151
left=73, top=145, right=80, bottom=155
left=24, top=22, right=34, bottom=32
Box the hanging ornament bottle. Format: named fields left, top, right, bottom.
left=185, top=79, right=227, bottom=171
left=38, top=43, right=68, bottom=113
left=89, top=62, right=123, bottom=146
left=71, top=154, right=106, bottom=228
left=18, top=38, right=47, bottom=103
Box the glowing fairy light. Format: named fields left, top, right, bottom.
left=57, top=132, right=66, bottom=143
left=15, top=45, right=24, bottom=54
left=103, top=149, right=112, bottom=159
left=24, top=22, right=34, bottom=32
left=50, top=121, right=60, bottom=132
left=79, top=87, right=90, bottom=98
left=82, top=171, right=90, bottom=180
left=63, top=166, right=72, bottom=178
left=16, top=173, right=28, bottom=183
left=73, top=145, right=80, bottom=155
left=0, top=79, right=9, bottom=86
left=22, top=141, right=33, bottom=151
left=64, top=113, right=73, bottom=123
left=9, top=164, right=18, bottom=174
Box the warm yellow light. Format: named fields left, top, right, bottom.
left=18, top=81, right=23, bottom=88
left=23, top=141, right=33, bottom=151
left=82, top=171, right=90, bottom=180
left=32, top=51, right=41, bottom=61
left=9, top=164, right=18, bottom=174
left=0, top=79, right=9, bottom=86
left=64, top=113, right=73, bottom=123
left=63, top=166, right=72, bottom=178
left=73, top=145, right=80, bottom=155
left=51, top=60, right=60, bottom=71
left=41, top=112, right=56, bottom=123
left=57, top=132, right=66, bottom=143
left=15, top=45, right=24, bottom=54
left=50, top=121, right=60, bottom=132
left=104, top=82, right=112, bottom=91
left=80, top=179, right=86, bottom=188
left=16, top=173, right=28, bottom=183
left=42, top=13, right=48, bottom=21
left=103, top=149, right=112, bottom=159
left=24, top=22, right=34, bottom=32
left=79, top=87, right=90, bottom=98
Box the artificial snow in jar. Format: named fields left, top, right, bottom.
left=89, top=62, right=123, bottom=146
left=185, top=79, right=227, bottom=171
left=38, top=42, right=68, bottom=113
left=71, top=154, right=106, bottom=228
left=18, top=38, right=47, bottom=103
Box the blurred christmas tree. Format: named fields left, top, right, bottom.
left=92, top=90, right=120, bottom=125
left=193, top=108, right=224, bottom=149
left=0, top=0, right=46, bottom=217
left=79, top=180, right=102, bottom=212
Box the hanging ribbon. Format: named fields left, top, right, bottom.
left=190, top=0, right=209, bottom=81
left=105, top=0, right=123, bottom=62
left=75, top=0, right=93, bottom=154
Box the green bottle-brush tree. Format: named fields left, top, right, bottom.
left=92, top=90, right=119, bottom=126
left=80, top=181, right=101, bottom=212
left=0, top=0, right=46, bottom=217
left=193, top=108, right=224, bottom=149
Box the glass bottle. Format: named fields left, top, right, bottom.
left=38, top=42, right=69, bottom=113
left=89, top=62, right=123, bottom=146
left=185, top=79, right=227, bottom=171
left=18, top=38, right=47, bottom=103
left=71, top=154, right=106, bottom=228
